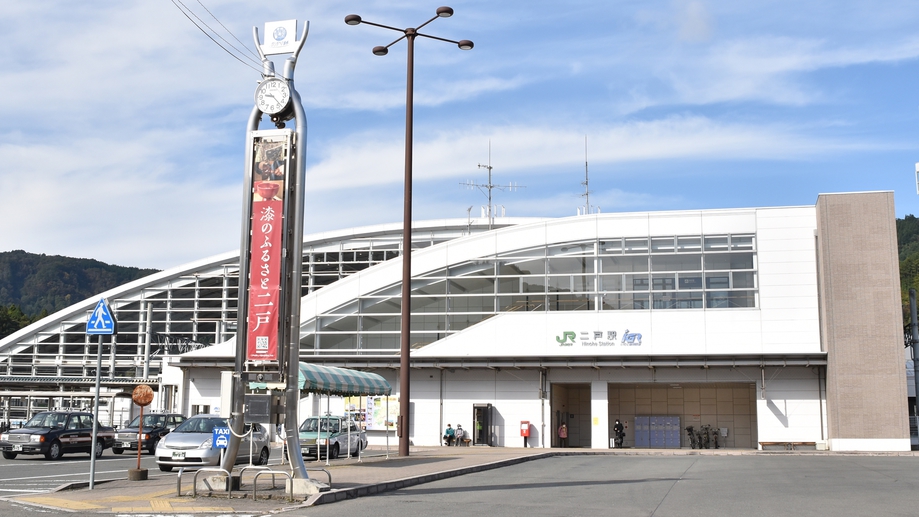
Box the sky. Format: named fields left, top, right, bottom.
left=3, top=1, right=919, bottom=270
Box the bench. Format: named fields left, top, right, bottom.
left=759, top=441, right=816, bottom=451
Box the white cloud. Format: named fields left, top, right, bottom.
left=676, top=1, right=714, bottom=43
left=3, top=1, right=919, bottom=269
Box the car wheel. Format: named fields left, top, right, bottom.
left=112, top=448, right=124, bottom=454
left=330, top=443, right=340, bottom=460
left=158, top=464, right=173, bottom=472
left=258, top=447, right=270, bottom=466
left=2, top=452, right=16, bottom=460
left=45, top=441, right=63, bottom=460
left=94, top=440, right=104, bottom=458
left=147, top=438, right=159, bottom=455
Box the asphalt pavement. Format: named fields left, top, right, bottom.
left=4, top=445, right=918, bottom=515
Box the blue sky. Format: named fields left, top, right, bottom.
left=2, top=1, right=919, bottom=270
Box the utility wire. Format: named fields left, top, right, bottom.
left=195, top=0, right=263, bottom=62
left=170, top=0, right=264, bottom=74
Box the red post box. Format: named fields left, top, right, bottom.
left=520, top=421, right=530, bottom=437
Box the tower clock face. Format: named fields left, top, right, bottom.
left=255, top=78, right=291, bottom=115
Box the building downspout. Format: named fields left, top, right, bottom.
left=819, top=367, right=825, bottom=440
left=439, top=369, right=444, bottom=443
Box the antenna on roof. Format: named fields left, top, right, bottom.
left=579, top=135, right=599, bottom=215
left=460, top=140, right=525, bottom=230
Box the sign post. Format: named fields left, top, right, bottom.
left=213, top=426, right=230, bottom=468
left=128, top=385, right=154, bottom=481
left=86, top=298, right=117, bottom=490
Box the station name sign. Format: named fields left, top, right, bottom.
left=556, top=329, right=644, bottom=347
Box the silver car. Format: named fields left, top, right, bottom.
left=298, top=415, right=367, bottom=459
left=154, top=414, right=270, bottom=472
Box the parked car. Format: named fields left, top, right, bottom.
left=154, top=414, right=270, bottom=472
left=0, top=411, right=115, bottom=460
left=113, top=413, right=186, bottom=455
left=298, top=415, right=367, bottom=459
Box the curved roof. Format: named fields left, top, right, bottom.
left=0, top=218, right=534, bottom=363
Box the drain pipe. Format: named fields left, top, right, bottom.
left=910, top=289, right=919, bottom=425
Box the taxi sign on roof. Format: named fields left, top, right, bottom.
left=86, top=298, right=117, bottom=335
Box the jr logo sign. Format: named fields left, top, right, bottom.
left=556, top=331, right=576, bottom=345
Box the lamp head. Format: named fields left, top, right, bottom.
left=436, top=6, right=454, bottom=17
left=372, top=46, right=389, bottom=56
left=344, top=14, right=362, bottom=25
left=458, top=39, right=474, bottom=50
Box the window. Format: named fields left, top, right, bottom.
left=191, top=405, right=210, bottom=416
left=624, top=238, right=649, bottom=254
left=601, top=256, right=648, bottom=273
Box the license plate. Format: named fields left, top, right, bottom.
left=171, top=451, right=186, bottom=460
left=121, top=442, right=131, bottom=448
left=12, top=445, right=22, bottom=451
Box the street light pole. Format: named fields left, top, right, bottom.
left=345, top=7, right=473, bottom=457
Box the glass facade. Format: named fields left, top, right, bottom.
left=307, top=234, right=757, bottom=355
left=0, top=220, right=757, bottom=375
left=0, top=222, right=501, bottom=378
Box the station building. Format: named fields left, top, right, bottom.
left=0, top=191, right=909, bottom=451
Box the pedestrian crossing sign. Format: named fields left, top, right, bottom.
left=86, top=298, right=117, bottom=335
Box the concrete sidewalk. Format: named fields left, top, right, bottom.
left=9, top=446, right=919, bottom=514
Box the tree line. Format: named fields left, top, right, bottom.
left=0, top=250, right=158, bottom=340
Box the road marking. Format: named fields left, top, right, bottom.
left=18, top=496, right=103, bottom=510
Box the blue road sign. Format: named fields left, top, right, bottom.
left=86, top=298, right=117, bottom=335
left=213, top=427, right=231, bottom=449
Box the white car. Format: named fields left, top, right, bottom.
left=154, top=414, right=270, bottom=472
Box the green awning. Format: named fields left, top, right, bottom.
left=250, top=362, right=391, bottom=396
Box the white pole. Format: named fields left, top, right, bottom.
left=385, top=396, right=390, bottom=459
left=88, top=335, right=103, bottom=489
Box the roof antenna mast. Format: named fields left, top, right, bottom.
left=580, top=135, right=594, bottom=215
left=460, top=140, right=525, bottom=230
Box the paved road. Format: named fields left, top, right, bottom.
left=0, top=452, right=162, bottom=497
left=291, top=454, right=919, bottom=517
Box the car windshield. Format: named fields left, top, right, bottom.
left=172, top=417, right=227, bottom=434
left=300, top=417, right=340, bottom=433
left=24, top=413, right=68, bottom=429
left=125, top=415, right=167, bottom=428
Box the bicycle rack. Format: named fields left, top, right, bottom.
left=238, top=465, right=273, bottom=489
left=252, top=470, right=293, bottom=501
left=304, top=467, right=332, bottom=486
left=191, top=467, right=233, bottom=499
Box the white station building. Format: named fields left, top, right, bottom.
left=0, top=191, right=909, bottom=451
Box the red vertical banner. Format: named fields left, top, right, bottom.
left=245, top=134, right=289, bottom=362
left=247, top=198, right=284, bottom=360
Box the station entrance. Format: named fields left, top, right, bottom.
left=608, top=383, right=758, bottom=449
left=550, top=383, right=592, bottom=448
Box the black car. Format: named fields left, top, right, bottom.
left=0, top=411, right=115, bottom=460
left=112, top=413, right=186, bottom=455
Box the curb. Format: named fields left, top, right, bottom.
left=303, top=452, right=554, bottom=506
left=299, top=448, right=919, bottom=507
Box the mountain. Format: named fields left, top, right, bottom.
left=0, top=250, right=159, bottom=339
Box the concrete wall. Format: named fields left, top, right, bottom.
left=756, top=367, right=825, bottom=446
left=816, top=192, right=910, bottom=451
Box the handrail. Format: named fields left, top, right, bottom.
left=192, top=467, right=232, bottom=499
left=253, top=470, right=292, bottom=501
